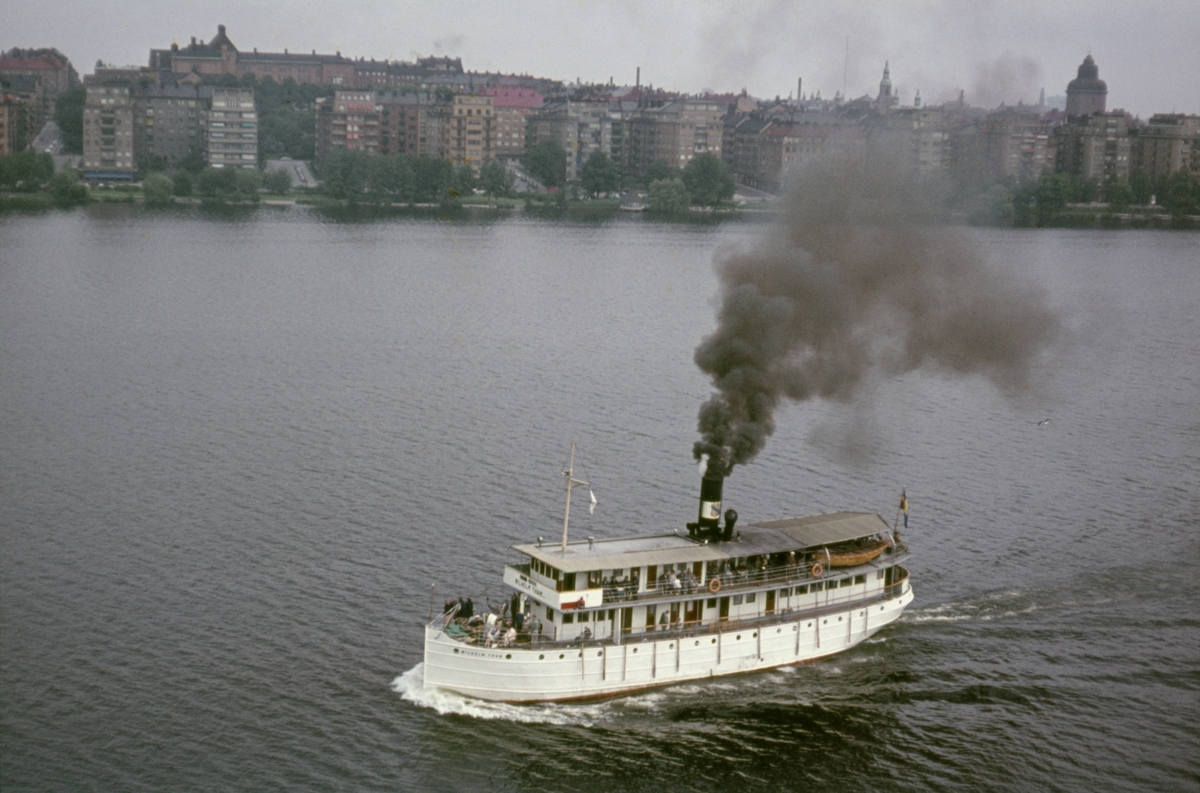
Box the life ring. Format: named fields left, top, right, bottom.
left=810, top=562, right=824, bottom=578
left=708, top=578, right=722, bottom=593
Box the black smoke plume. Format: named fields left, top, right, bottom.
left=693, top=157, right=1059, bottom=477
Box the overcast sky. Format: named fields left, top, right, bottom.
left=6, top=0, right=1198, bottom=118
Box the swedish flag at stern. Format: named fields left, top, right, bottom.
left=899, top=489, right=908, bottom=528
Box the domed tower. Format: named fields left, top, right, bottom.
left=1066, top=54, right=1107, bottom=118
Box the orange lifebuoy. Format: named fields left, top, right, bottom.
left=708, top=577, right=722, bottom=593
left=810, top=562, right=824, bottom=578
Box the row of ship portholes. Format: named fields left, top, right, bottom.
left=452, top=609, right=887, bottom=661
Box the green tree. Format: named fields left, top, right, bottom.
left=197, top=166, right=238, bottom=196
left=478, top=160, right=511, bottom=198
left=1033, top=172, right=1068, bottom=222
left=48, top=167, right=88, bottom=206
left=235, top=169, right=262, bottom=199
left=451, top=164, right=477, bottom=198
left=263, top=169, right=292, bottom=194
left=1159, top=170, right=1200, bottom=217
left=172, top=170, right=194, bottom=197
left=644, top=159, right=678, bottom=186
left=319, top=149, right=370, bottom=199
left=581, top=151, right=619, bottom=197
left=1102, top=177, right=1133, bottom=209
left=1128, top=171, right=1152, bottom=205
left=0, top=151, right=55, bottom=190
left=681, top=152, right=735, bottom=206
left=143, top=172, right=174, bottom=206
left=54, top=86, right=86, bottom=154
left=647, top=178, right=690, bottom=215
left=526, top=140, right=566, bottom=189
left=1065, top=175, right=1098, bottom=204
left=411, top=155, right=453, bottom=203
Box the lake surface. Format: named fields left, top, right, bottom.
left=1, top=206, right=1197, bottom=792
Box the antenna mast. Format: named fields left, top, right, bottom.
left=561, top=440, right=589, bottom=553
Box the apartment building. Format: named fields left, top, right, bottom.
left=314, top=90, right=381, bottom=164
left=527, top=98, right=611, bottom=182
left=483, top=86, right=542, bottom=160
left=1056, top=111, right=1130, bottom=182
left=82, top=85, right=136, bottom=178
left=444, top=94, right=495, bottom=168
left=1131, top=114, right=1200, bottom=182
left=206, top=88, right=258, bottom=169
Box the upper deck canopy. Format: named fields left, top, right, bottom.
left=512, top=511, right=889, bottom=573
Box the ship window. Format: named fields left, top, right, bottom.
left=746, top=593, right=756, bottom=603
left=732, top=595, right=743, bottom=605
left=546, top=606, right=553, bottom=620
left=563, top=572, right=576, bottom=591
left=587, top=570, right=601, bottom=588
left=877, top=571, right=885, bottom=580
left=707, top=598, right=717, bottom=608
left=563, top=613, right=574, bottom=624
left=840, top=578, right=852, bottom=588
left=812, top=582, right=823, bottom=591
left=855, top=575, right=866, bottom=585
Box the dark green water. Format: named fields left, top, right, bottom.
left=2, top=206, right=1197, bottom=791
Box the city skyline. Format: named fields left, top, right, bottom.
left=4, top=0, right=1198, bottom=119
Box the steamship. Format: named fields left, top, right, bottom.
left=422, top=445, right=913, bottom=702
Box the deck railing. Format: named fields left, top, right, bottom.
left=432, top=567, right=910, bottom=651
left=509, top=540, right=909, bottom=606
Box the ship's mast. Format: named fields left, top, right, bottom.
left=561, top=440, right=589, bottom=553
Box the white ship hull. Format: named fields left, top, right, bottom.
left=423, top=579, right=913, bottom=702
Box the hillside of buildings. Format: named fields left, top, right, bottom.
left=2, top=29, right=1198, bottom=222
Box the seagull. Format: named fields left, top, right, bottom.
left=1037, top=418, right=1052, bottom=426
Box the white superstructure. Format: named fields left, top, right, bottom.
left=423, top=470, right=914, bottom=702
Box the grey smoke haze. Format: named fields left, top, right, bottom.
left=693, top=158, right=1060, bottom=477
left=971, top=54, right=1043, bottom=108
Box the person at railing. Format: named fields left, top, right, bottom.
left=682, top=568, right=697, bottom=595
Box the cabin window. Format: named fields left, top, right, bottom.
left=877, top=570, right=885, bottom=580
left=855, top=575, right=866, bottom=585
left=732, top=595, right=743, bottom=605
left=795, top=585, right=808, bottom=595
left=840, top=578, right=852, bottom=588
left=563, top=613, right=574, bottom=624
left=746, top=593, right=756, bottom=603
left=707, top=598, right=717, bottom=608
left=546, top=607, right=553, bottom=620
left=813, top=582, right=823, bottom=591
left=587, top=570, right=601, bottom=588
left=563, top=572, right=576, bottom=591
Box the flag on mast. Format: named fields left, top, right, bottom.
left=589, top=489, right=597, bottom=514
left=899, top=489, right=908, bottom=528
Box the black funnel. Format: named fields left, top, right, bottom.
left=697, top=472, right=723, bottom=535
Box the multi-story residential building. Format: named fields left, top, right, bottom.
left=982, top=107, right=1056, bottom=181
left=206, top=88, right=258, bottom=169
left=1055, top=111, right=1130, bottom=182
left=483, top=86, right=542, bottom=160
left=0, top=89, right=31, bottom=154
left=444, top=94, right=494, bottom=168
left=0, top=47, right=78, bottom=133
left=378, top=92, right=440, bottom=156
left=314, top=90, right=380, bottom=164
left=648, top=98, right=725, bottom=169
left=1131, top=114, right=1200, bottom=182
left=527, top=98, right=611, bottom=182
left=82, top=85, right=136, bottom=178
left=133, top=84, right=207, bottom=169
